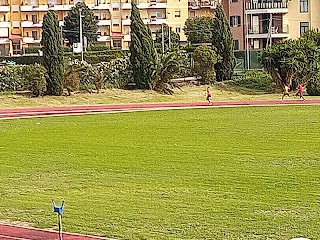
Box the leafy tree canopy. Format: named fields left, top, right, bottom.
left=260, top=38, right=320, bottom=87
left=63, top=2, right=98, bottom=46
left=183, top=15, right=214, bottom=44
left=193, top=45, right=219, bottom=84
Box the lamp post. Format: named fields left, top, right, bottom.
left=79, top=8, right=84, bottom=62
left=161, top=23, right=164, bottom=53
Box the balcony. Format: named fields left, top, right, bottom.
left=0, top=5, right=9, bottom=12
left=23, top=37, right=36, bottom=44
left=0, top=21, right=10, bottom=28
left=247, top=24, right=289, bottom=39
left=97, top=35, right=111, bottom=42
left=98, top=19, right=112, bottom=26
left=21, top=21, right=43, bottom=28
left=188, top=0, right=218, bottom=9
left=245, top=0, right=288, bottom=14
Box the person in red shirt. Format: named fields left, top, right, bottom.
left=296, top=83, right=305, bottom=100
left=206, top=86, right=212, bottom=105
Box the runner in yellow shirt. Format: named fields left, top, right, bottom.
left=282, top=84, right=290, bottom=101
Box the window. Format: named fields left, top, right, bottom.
left=25, top=15, right=28, bottom=21
left=300, top=22, right=309, bottom=36
left=26, top=32, right=29, bottom=37
left=32, top=30, right=38, bottom=39
left=113, top=18, right=120, bottom=27
left=234, top=40, right=239, bottom=50
left=174, top=10, right=181, bottom=18
left=112, top=2, right=119, bottom=11
left=189, top=11, right=195, bottom=18
left=32, top=14, right=37, bottom=24
left=13, top=43, right=21, bottom=55
left=230, top=16, right=241, bottom=27
left=175, top=27, right=181, bottom=33
left=113, top=39, right=122, bottom=49
left=232, top=0, right=238, bottom=2
left=300, top=0, right=308, bottom=13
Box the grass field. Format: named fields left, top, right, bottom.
left=1, top=106, right=320, bottom=239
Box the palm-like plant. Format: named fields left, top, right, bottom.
left=260, top=39, right=319, bottom=88
left=151, top=51, right=186, bottom=94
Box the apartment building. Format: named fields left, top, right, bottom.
left=0, top=0, right=219, bottom=56
left=226, top=0, right=320, bottom=51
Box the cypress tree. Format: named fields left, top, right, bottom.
left=130, top=0, right=157, bottom=89
left=211, top=4, right=235, bottom=81
left=41, top=10, right=64, bottom=95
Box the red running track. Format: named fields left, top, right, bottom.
left=0, top=100, right=320, bottom=120
left=0, top=223, right=113, bottom=240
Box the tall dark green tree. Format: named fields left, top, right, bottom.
left=130, top=0, right=157, bottom=89
left=211, top=4, right=235, bottom=81
left=63, top=2, right=98, bottom=46
left=41, top=10, right=64, bottom=95
left=154, top=24, right=180, bottom=52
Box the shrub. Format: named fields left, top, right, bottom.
left=24, top=64, right=47, bottom=97
left=24, top=46, right=41, bottom=54
left=65, top=64, right=80, bottom=95
left=87, top=44, right=111, bottom=51
left=234, top=70, right=273, bottom=91
left=0, top=65, right=27, bottom=91
left=62, top=46, right=72, bottom=53
left=307, top=72, right=320, bottom=96
left=0, top=64, right=47, bottom=95
left=0, top=56, right=43, bottom=65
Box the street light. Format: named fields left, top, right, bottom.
left=79, top=8, right=84, bottom=62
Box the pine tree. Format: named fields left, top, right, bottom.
left=63, top=2, right=98, bottom=46
left=41, top=10, right=64, bottom=95
left=211, top=4, right=235, bottom=81
left=130, top=0, right=157, bottom=89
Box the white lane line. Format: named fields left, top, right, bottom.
left=0, top=102, right=319, bottom=121
left=0, top=235, right=31, bottom=240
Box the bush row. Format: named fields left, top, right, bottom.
left=0, top=64, right=46, bottom=96
left=233, top=70, right=273, bottom=91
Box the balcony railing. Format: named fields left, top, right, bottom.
left=248, top=24, right=289, bottom=35
left=188, top=0, right=218, bottom=9
left=246, top=0, right=287, bottom=10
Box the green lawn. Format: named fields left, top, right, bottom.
left=0, top=106, right=320, bottom=239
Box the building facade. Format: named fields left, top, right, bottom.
left=0, top=0, right=218, bottom=56
left=226, top=0, right=320, bottom=51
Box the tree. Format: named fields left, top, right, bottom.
left=211, top=4, right=235, bottom=81
left=130, top=0, right=157, bottom=89
left=302, top=28, right=320, bottom=47
left=63, top=2, right=98, bottom=46
left=260, top=38, right=319, bottom=88
left=183, top=15, right=214, bottom=44
left=193, top=45, right=219, bottom=84
left=151, top=51, right=187, bottom=94
left=154, top=24, right=180, bottom=52
left=41, top=10, right=64, bottom=95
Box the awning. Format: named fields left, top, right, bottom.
left=9, top=35, right=23, bottom=40
left=110, top=32, right=124, bottom=39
